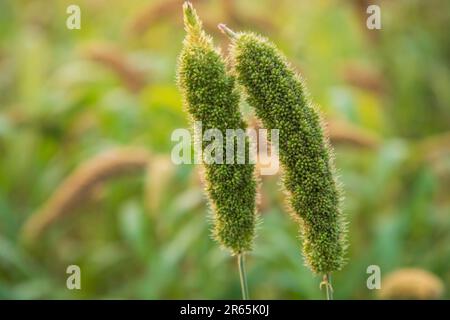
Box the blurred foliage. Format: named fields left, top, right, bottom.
left=0, top=0, right=449, bottom=299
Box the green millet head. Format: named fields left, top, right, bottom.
left=177, top=3, right=257, bottom=255
left=221, top=26, right=347, bottom=273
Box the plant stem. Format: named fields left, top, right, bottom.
left=237, top=253, right=249, bottom=300
left=321, top=273, right=334, bottom=300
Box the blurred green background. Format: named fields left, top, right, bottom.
left=0, top=0, right=449, bottom=299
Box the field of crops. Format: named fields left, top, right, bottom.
left=0, top=0, right=449, bottom=299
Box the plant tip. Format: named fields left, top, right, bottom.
left=218, top=23, right=237, bottom=39
left=183, top=1, right=193, bottom=11
left=183, top=1, right=199, bottom=30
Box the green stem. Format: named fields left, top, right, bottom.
left=321, top=273, right=334, bottom=300
left=237, top=253, right=249, bottom=300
